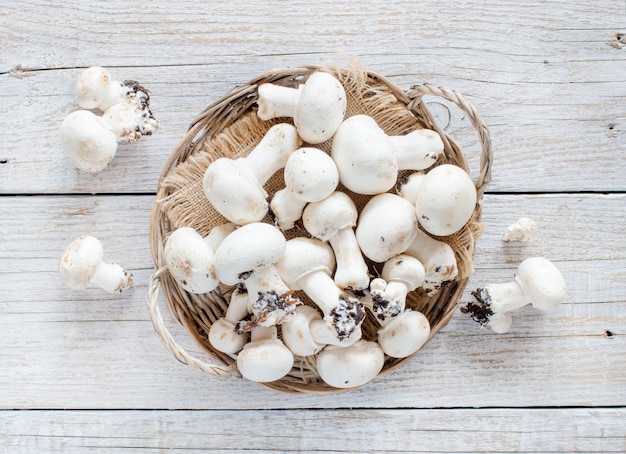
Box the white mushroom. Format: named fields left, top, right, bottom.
left=331, top=115, right=444, bottom=195
left=270, top=147, right=339, bottom=230
left=503, top=217, right=537, bottom=242
left=256, top=71, right=346, bottom=144
left=163, top=227, right=220, bottom=294
left=369, top=254, right=425, bottom=321
left=303, top=191, right=370, bottom=291
left=355, top=193, right=418, bottom=263
left=59, top=236, right=133, bottom=293
left=396, top=171, right=426, bottom=204
left=414, top=164, right=477, bottom=236
left=236, top=326, right=294, bottom=382
left=316, top=340, right=385, bottom=389
left=280, top=305, right=326, bottom=357
left=402, top=228, right=458, bottom=295
left=203, top=123, right=301, bottom=225
left=377, top=309, right=431, bottom=359
left=208, top=286, right=250, bottom=354
left=75, top=66, right=137, bottom=111
left=461, top=257, right=567, bottom=333
left=276, top=237, right=365, bottom=345
left=214, top=223, right=300, bottom=331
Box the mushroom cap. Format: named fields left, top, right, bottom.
left=275, top=237, right=335, bottom=290
left=281, top=305, right=325, bottom=357
left=414, top=164, right=477, bottom=236
left=58, top=236, right=104, bottom=290
left=163, top=227, right=219, bottom=294
left=236, top=339, right=294, bottom=382
left=295, top=72, right=347, bottom=144
left=283, top=148, right=339, bottom=202
left=302, top=191, right=358, bottom=242
left=316, top=340, right=385, bottom=388
left=214, top=223, right=286, bottom=285
left=377, top=310, right=431, bottom=358
left=355, top=193, right=418, bottom=263
left=60, top=110, right=118, bottom=173
left=515, top=257, right=567, bottom=311
left=208, top=318, right=248, bottom=354
left=203, top=157, right=269, bottom=225
left=381, top=254, right=426, bottom=292
left=331, top=115, right=398, bottom=194
left=74, top=66, right=116, bottom=110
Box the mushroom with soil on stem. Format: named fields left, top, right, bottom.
left=316, top=340, right=385, bottom=389
left=163, top=226, right=222, bottom=294
left=208, top=285, right=251, bottom=354
left=302, top=191, right=370, bottom=291
left=59, top=236, right=133, bottom=293
left=270, top=147, right=339, bottom=231
left=330, top=115, right=444, bottom=195
left=414, top=164, right=477, bottom=237
left=503, top=217, right=537, bottom=242
left=74, top=66, right=150, bottom=112
left=276, top=237, right=365, bottom=346
left=236, top=325, right=294, bottom=383
left=214, top=222, right=300, bottom=331
left=203, top=123, right=301, bottom=225
left=256, top=71, right=347, bottom=144
left=355, top=193, right=418, bottom=264
left=461, top=257, right=567, bottom=333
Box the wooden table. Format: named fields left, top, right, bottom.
left=1, top=1, right=625, bottom=452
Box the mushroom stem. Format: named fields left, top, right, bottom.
left=328, top=227, right=370, bottom=291
left=208, top=287, right=250, bottom=354
left=91, top=261, right=134, bottom=293
left=270, top=188, right=307, bottom=230
left=389, top=129, right=444, bottom=171
left=256, top=84, right=301, bottom=120
left=369, top=278, right=408, bottom=322
left=472, top=280, right=535, bottom=315
left=243, top=123, right=301, bottom=184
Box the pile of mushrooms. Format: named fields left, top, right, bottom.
left=162, top=70, right=485, bottom=389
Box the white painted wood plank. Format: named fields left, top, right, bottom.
left=1, top=409, right=625, bottom=453
left=1, top=1, right=625, bottom=193
left=0, top=194, right=624, bottom=409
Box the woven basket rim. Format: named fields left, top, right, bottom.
left=147, top=64, right=493, bottom=394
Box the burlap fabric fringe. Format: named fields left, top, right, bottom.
left=148, top=62, right=492, bottom=394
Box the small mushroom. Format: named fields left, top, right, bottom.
left=163, top=227, right=220, bottom=294
left=203, top=123, right=301, bottom=225
left=414, top=164, right=477, bottom=236
left=461, top=257, right=567, bottom=333
left=377, top=309, right=431, bottom=359
left=208, top=286, right=251, bottom=354
left=280, top=305, right=326, bottom=357
left=503, top=217, right=537, bottom=242
left=369, top=254, right=425, bottom=321
left=331, top=115, right=444, bottom=195
left=316, top=340, right=385, bottom=389
left=214, top=223, right=300, bottom=330
left=74, top=66, right=141, bottom=111
left=303, top=191, right=370, bottom=291
left=256, top=71, right=347, bottom=144
left=355, top=193, right=418, bottom=263
left=396, top=171, right=426, bottom=204
left=270, top=147, right=339, bottom=230
left=59, top=236, right=133, bottom=293
left=236, top=326, right=294, bottom=382
left=276, top=237, right=365, bottom=345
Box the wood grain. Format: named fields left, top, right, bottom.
left=2, top=409, right=625, bottom=453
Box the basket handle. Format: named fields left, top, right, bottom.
left=147, top=267, right=240, bottom=378
left=406, top=83, right=493, bottom=197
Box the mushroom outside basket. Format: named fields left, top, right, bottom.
left=148, top=64, right=493, bottom=394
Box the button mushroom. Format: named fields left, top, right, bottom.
left=302, top=191, right=370, bottom=291
left=214, top=222, right=300, bottom=330
left=163, top=227, right=220, bottom=294
left=461, top=257, right=567, bottom=333
left=330, top=115, right=444, bottom=195
left=75, top=66, right=148, bottom=112
left=377, top=309, right=431, bottom=359
left=275, top=237, right=365, bottom=345
left=59, top=236, right=133, bottom=293
left=414, top=164, right=477, bottom=236
left=503, top=217, right=537, bottom=242
left=316, top=340, right=385, bottom=389
left=236, top=326, right=294, bottom=382
left=256, top=71, right=347, bottom=144
left=208, top=285, right=250, bottom=354
left=355, top=193, right=418, bottom=263
left=203, top=123, right=301, bottom=225
left=270, top=147, right=339, bottom=230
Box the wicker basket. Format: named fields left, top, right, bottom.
left=147, top=64, right=492, bottom=394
